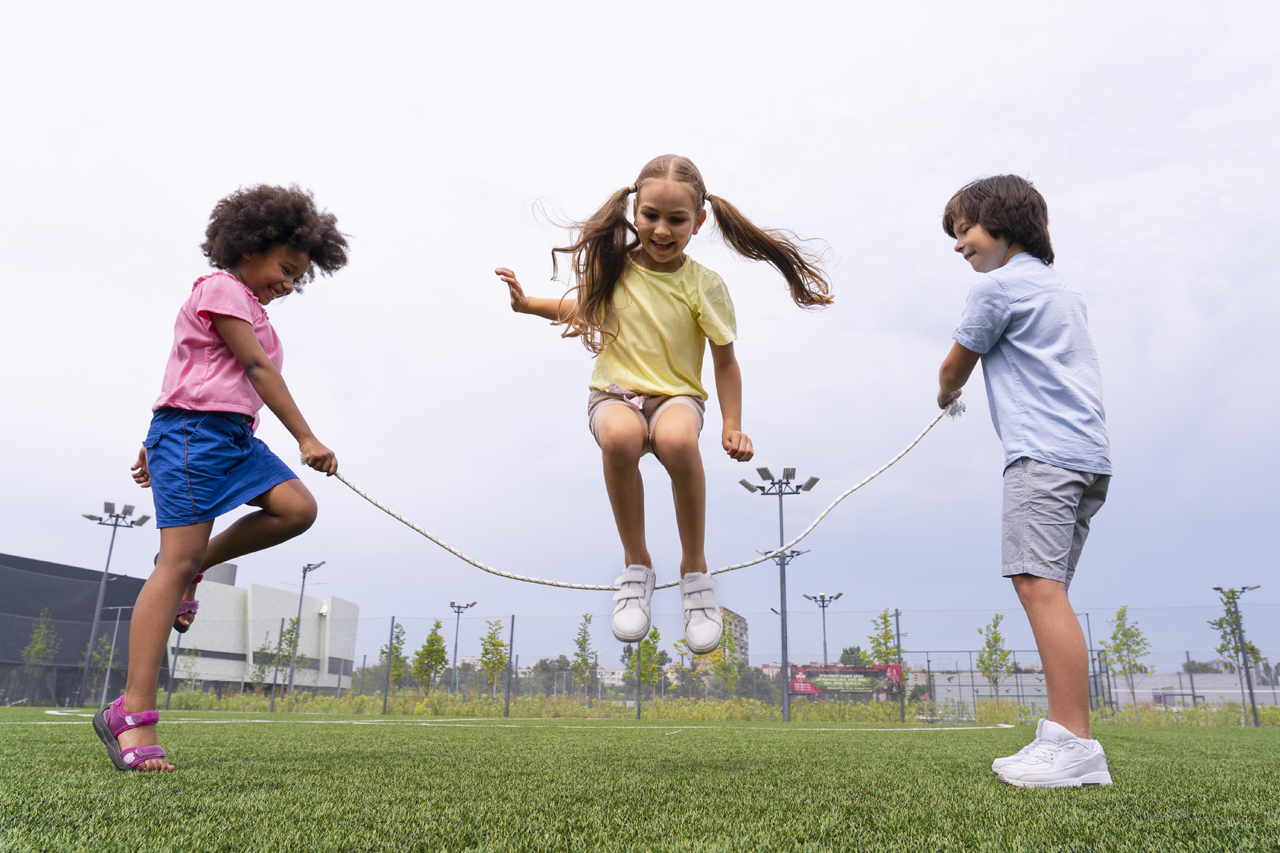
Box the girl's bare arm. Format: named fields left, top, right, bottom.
left=710, top=341, right=753, bottom=462
left=495, top=267, right=575, bottom=323
left=210, top=313, right=338, bottom=476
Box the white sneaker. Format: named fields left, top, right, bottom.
left=680, top=571, right=723, bottom=654
left=997, top=720, right=1113, bottom=788
left=992, top=718, right=1047, bottom=773
left=611, top=565, right=655, bottom=643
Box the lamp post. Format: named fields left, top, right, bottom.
left=450, top=600, right=477, bottom=695
left=740, top=467, right=819, bottom=723
left=803, top=592, right=842, bottom=666
left=1213, top=585, right=1262, bottom=727
left=80, top=503, right=150, bottom=705
left=286, top=561, right=325, bottom=693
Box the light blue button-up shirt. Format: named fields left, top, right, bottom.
left=953, top=253, right=1111, bottom=475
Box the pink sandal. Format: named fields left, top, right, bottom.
left=93, top=695, right=168, bottom=771
left=173, top=572, right=203, bottom=633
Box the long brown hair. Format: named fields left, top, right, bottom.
left=552, top=155, right=832, bottom=353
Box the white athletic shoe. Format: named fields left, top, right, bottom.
left=680, top=571, right=723, bottom=654
left=992, top=718, right=1047, bottom=773
left=611, top=565, right=655, bottom=643
left=996, top=720, right=1113, bottom=788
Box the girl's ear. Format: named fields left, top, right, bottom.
left=692, top=208, right=707, bottom=235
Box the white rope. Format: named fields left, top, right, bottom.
left=336, top=401, right=963, bottom=592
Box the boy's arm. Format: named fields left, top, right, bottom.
left=496, top=267, right=575, bottom=323
left=211, top=313, right=337, bottom=475
left=710, top=341, right=753, bottom=461
left=937, top=342, right=981, bottom=409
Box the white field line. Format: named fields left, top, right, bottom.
left=7, top=713, right=1015, bottom=733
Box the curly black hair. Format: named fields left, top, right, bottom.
left=201, top=184, right=350, bottom=289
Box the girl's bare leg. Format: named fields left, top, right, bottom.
left=650, top=405, right=707, bottom=576
left=118, top=521, right=213, bottom=771
left=1012, top=574, right=1091, bottom=739
left=597, top=405, right=651, bottom=569
left=174, top=480, right=318, bottom=629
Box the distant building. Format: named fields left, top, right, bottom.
left=172, top=565, right=358, bottom=693
left=721, top=607, right=749, bottom=664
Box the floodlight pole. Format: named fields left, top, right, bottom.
left=98, top=605, right=133, bottom=710
left=741, top=468, right=818, bottom=723
left=79, top=504, right=149, bottom=705
left=1216, top=585, right=1261, bottom=728
left=804, top=593, right=842, bottom=666
left=894, top=608, right=905, bottom=724
left=287, top=561, right=325, bottom=693
left=503, top=616, right=515, bottom=718
left=450, top=601, right=476, bottom=695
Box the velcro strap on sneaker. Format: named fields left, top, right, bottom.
left=613, top=587, right=647, bottom=602
left=681, top=572, right=717, bottom=594
left=615, top=568, right=650, bottom=585
left=122, top=745, right=167, bottom=769
left=683, top=595, right=719, bottom=612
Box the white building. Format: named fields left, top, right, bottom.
left=166, top=563, right=359, bottom=692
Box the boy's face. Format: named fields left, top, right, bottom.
left=952, top=218, right=1012, bottom=274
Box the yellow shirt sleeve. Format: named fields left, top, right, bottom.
left=693, top=267, right=737, bottom=346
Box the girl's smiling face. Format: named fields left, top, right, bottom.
left=632, top=178, right=706, bottom=272
left=233, top=245, right=310, bottom=305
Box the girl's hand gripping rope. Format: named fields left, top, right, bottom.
left=300, top=437, right=338, bottom=476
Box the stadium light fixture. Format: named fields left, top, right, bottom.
left=803, top=592, right=843, bottom=666
left=133, top=515, right=151, bottom=527
left=80, top=502, right=149, bottom=704
left=450, top=601, right=479, bottom=695
left=742, top=467, right=820, bottom=723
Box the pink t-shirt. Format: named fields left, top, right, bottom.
left=153, top=272, right=283, bottom=430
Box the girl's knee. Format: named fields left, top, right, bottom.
left=599, top=427, right=646, bottom=463
left=656, top=431, right=701, bottom=471
left=288, top=490, right=319, bottom=533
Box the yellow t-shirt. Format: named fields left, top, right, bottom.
left=589, top=256, right=737, bottom=400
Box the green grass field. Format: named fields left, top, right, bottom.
left=2, top=708, right=1277, bottom=852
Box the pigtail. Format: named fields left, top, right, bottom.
left=552, top=185, right=638, bottom=354
left=706, top=194, right=832, bottom=308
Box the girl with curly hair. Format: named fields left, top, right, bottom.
left=94, top=185, right=349, bottom=772
left=496, top=155, right=831, bottom=656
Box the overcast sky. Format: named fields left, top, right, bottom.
left=2, top=2, right=1277, bottom=668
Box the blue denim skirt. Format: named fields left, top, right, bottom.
left=144, top=408, right=298, bottom=528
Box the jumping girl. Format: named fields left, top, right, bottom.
left=497, top=154, right=831, bottom=655
left=94, top=185, right=348, bottom=772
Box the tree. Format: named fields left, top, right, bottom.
left=1182, top=659, right=1217, bottom=674
left=479, top=619, right=508, bottom=700
left=377, top=621, right=408, bottom=693
left=248, top=631, right=276, bottom=691
left=1099, top=605, right=1150, bottom=706
left=1208, top=589, right=1268, bottom=721
left=976, top=614, right=1011, bottom=700
left=570, top=614, right=596, bottom=706
left=710, top=625, right=740, bottom=695
left=671, top=639, right=699, bottom=699
left=21, top=609, right=60, bottom=665
left=624, top=628, right=665, bottom=700
left=81, top=633, right=113, bottom=698
left=281, top=617, right=312, bottom=692
left=867, top=610, right=896, bottom=666
left=412, top=620, right=449, bottom=695
left=840, top=646, right=867, bottom=667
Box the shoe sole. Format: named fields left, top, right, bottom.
left=611, top=622, right=652, bottom=644
left=92, top=708, right=133, bottom=771
left=997, top=771, right=1113, bottom=788
left=684, top=629, right=723, bottom=656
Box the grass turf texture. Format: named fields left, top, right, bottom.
left=1, top=709, right=1276, bottom=852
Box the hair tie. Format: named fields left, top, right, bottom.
left=626, top=184, right=637, bottom=194
left=704, top=191, right=712, bottom=203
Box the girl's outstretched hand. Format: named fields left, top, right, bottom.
left=131, top=447, right=151, bottom=488
left=299, top=437, right=338, bottom=476
left=495, top=267, right=528, bottom=313
left=723, top=430, right=754, bottom=462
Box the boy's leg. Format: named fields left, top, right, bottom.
left=1011, top=574, right=1090, bottom=738
left=650, top=402, right=706, bottom=576
left=595, top=404, right=651, bottom=568
left=118, top=520, right=214, bottom=771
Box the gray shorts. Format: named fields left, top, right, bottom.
left=587, top=390, right=705, bottom=459
left=1002, top=457, right=1110, bottom=589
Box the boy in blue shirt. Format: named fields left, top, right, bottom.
left=936, top=175, right=1113, bottom=788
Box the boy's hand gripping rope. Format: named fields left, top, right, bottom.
left=335, top=401, right=964, bottom=591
